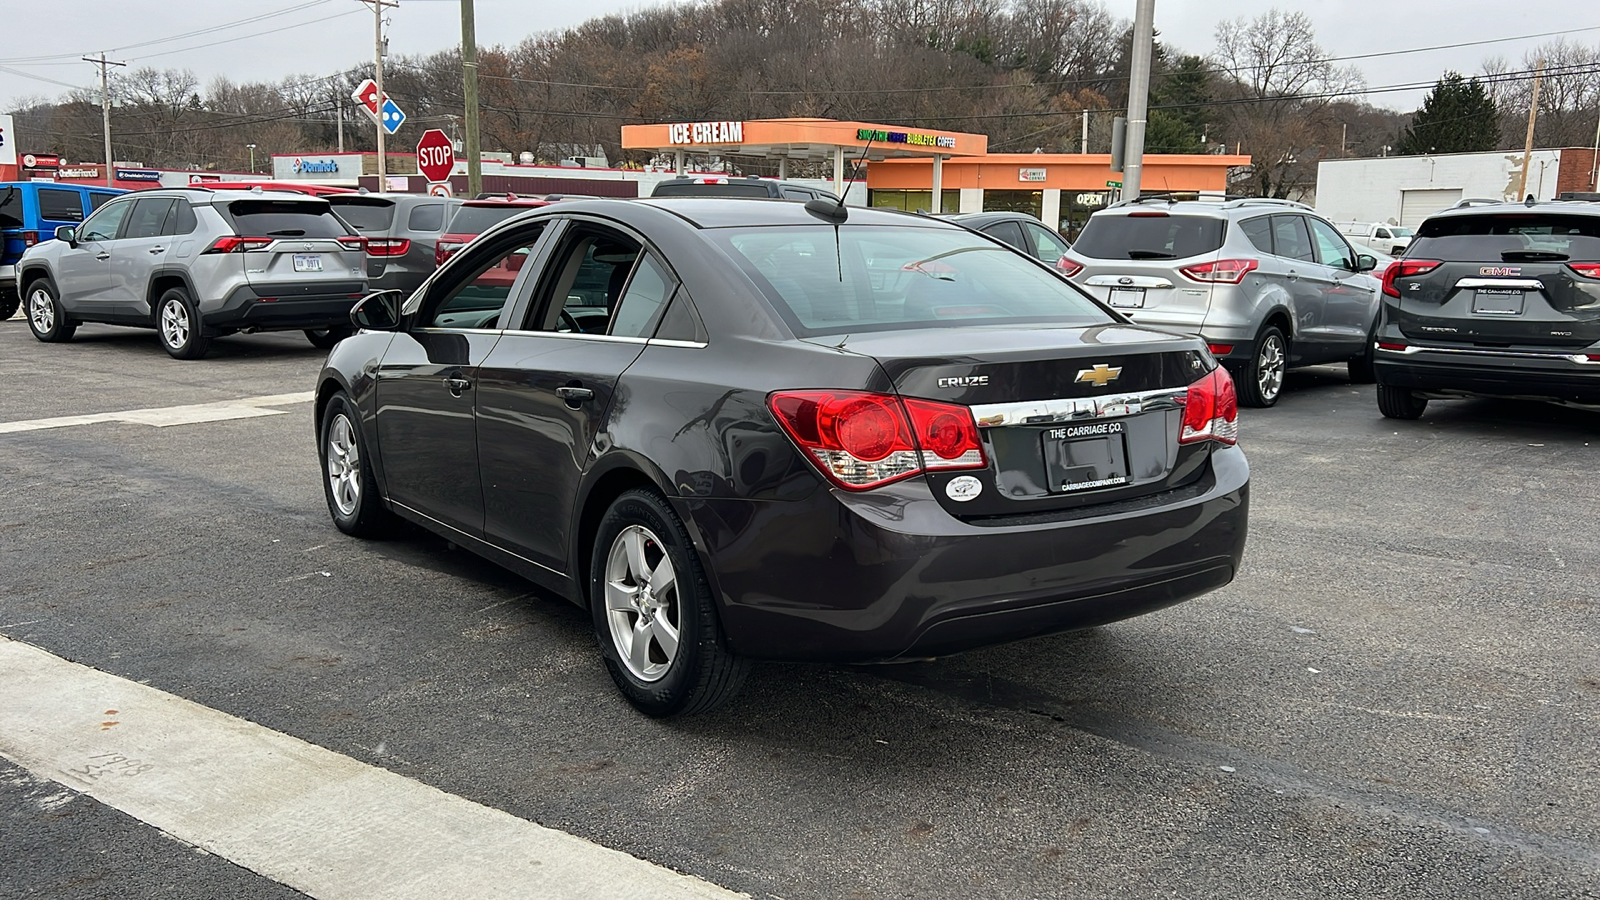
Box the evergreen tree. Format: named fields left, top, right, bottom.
left=1145, top=54, right=1213, bottom=154
left=1399, top=72, right=1499, bottom=154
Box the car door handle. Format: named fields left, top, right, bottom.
left=95, top=252, right=111, bottom=260
left=443, top=375, right=472, bottom=397
left=148, top=246, right=166, bottom=254
left=555, top=385, right=594, bottom=405
left=1286, top=270, right=1298, bottom=281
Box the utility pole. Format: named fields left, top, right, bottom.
left=337, top=98, right=345, bottom=153
left=1081, top=108, right=1088, bottom=154
left=1120, top=0, right=1156, bottom=200
left=360, top=0, right=399, bottom=187
left=1519, top=60, right=1545, bottom=200
left=84, top=53, right=126, bottom=187
left=461, top=0, right=482, bottom=197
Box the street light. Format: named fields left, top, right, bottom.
left=246, top=143, right=257, bottom=173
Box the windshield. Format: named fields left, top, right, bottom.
left=1410, top=214, right=1600, bottom=261
left=223, top=200, right=350, bottom=238
left=446, top=204, right=534, bottom=235
left=329, top=199, right=396, bottom=232
left=1071, top=213, right=1226, bottom=260
left=709, top=224, right=1112, bottom=336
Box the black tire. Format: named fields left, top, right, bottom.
left=0, top=286, right=18, bottom=321
left=590, top=489, right=748, bottom=718
left=154, top=287, right=212, bottom=360
left=1376, top=383, right=1428, bottom=420
left=305, top=326, right=354, bottom=350
left=1235, top=324, right=1287, bottom=408
left=23, top=278, right=76, bottom=343
left=319, top=393, right=400, bottom=538
left=1348, top=323, right=1377, bottom=384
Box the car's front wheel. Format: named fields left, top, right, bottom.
left=1376, top=383, right=1428, bottom=419
left=1236, top=325, right=1287, bottom=408
left=156, top=287, right=211, bottom=360
left=25, top=278, right=76, bottom=343
left=305, top=326, right=354, bottom=349
left=320, top=393, right=399, bottom=537
left=590, top=489, right=748, bottom=717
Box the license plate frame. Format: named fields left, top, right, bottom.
left=1041, top=422, right=1131, bottom=494
left=292, top=253, right=324, bottom=273
left=1471, top=288, right=1524, bottom=316
left=1107, top=287, right=1146, bottom=309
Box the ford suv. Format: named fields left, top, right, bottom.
left=1057, top=198, right=1382, bottom=406
left=1373, top=200, right=1600, bottom=418
left=17, top=187, right=368, bottom=359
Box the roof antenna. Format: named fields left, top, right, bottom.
left=805, top=135, right=874, bottom=224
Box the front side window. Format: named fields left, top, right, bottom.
left=710, top=224, right=1112, bottom=336
left=529, top=227, right=643, bottom=334
left=37, top=188, right=86, bottom=223
left=124, top=198, right=176, bottom=240
left=79, top=198, right=133, bottom=241
left=1308, top=218, right=1354, bottom=270
left=424, top=228, right=546, bottom=329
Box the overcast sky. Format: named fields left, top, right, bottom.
left=3, top=0, right=1597, bottom=115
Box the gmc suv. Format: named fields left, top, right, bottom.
left=1373, top=200, right=1600, bottom=418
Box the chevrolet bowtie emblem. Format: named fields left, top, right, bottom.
left=1075, top=364, right=1123, bottom=387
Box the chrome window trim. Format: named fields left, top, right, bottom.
left=1376, top=342, right=1600, bottom=365
left=411, top=327, right=504, bottom=336
left=1453, top=278, right=1546, bottom=290
left=497, top=329, right=649, bottom=345
left=970, top=387, right=1187, bottom=428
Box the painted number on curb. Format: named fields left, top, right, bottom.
left=68, top=753, right=154, bottom=781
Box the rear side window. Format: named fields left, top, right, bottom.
left=1270, top=215, right=1315, bottom=262
left=780, top=188, right=813, bottom=201
left=983, top=220, right=1028, bottom=251
left=407, top=203, right=445, bottom=232
left=1239, top=217, right=1274, bottom=254
left=652, top=182, right=772, bottom=198
left=710, top=224, right=1111, bottom=337
left=610, top=254, right=674, bottom=338
left=0, top=187, right=21, bottom=228
left=330, top=200, right=396, bottom=232
left=1411, top=214, right=1600, bottom=261
left=37, top=188, right=86, bottom=222
left=165, top=199, right=198, bottom=235
left=124, top=198, right=175, bottom=240
left=1072, top=214, right=1225, bottom=260
left=445, top=204, right=531, bottom=235
left=224, top=200, right=350, bottom=238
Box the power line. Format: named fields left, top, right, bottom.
left=0, top=1, right=338, bottom=64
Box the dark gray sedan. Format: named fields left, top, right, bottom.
left=315, top=199, right=1249, bottom=716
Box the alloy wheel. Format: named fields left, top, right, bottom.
left=160, top=299, right=189, bottom=349
left=1256, top=333, right=1285, bottom=401
left=604, top=524, right=681, bottom=682
left=325, top=413, right=362, bottom=517
left=28, top=287, right=54, bottom=333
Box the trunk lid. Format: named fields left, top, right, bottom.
left=823, top=324, right=1218, bottom=519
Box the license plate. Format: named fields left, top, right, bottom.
left=1108, top=287, right=1146, bottom=309
left=292, top=254, right=324, bottom=273
left=1042, top=422, right=1130, bottom=493
left=1471, top=289, right=1523, bottom=315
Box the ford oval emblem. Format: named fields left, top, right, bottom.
left=1118, top=276, right=1134, bottom=285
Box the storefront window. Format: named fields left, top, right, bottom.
left=868, top=190, right=959, bottom=214
left=982, top=190, right=1043, bottom=218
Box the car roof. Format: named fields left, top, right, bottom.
left=631, top=197, right=945, bottom=229
left=946, top=212, right=1042, bottom=224
left=1422, top=200, right=1600, bottom=221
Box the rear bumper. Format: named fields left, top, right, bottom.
left=1375, top=345, right=1600, bottom=404
left=204, top=282, right=365, bottom=331
left=693, top=445, right=1249, bottom=662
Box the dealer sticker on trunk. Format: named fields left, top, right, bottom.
left=946, top=475, right=983, bottom=502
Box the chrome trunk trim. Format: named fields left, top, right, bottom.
left=970, top=387, right=1187, bottom=427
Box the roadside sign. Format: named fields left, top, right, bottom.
left=416, top=129, right=454, bottom=182
left=351, top=79, right=381, bottom=116
left=1106, top=180, right=1122, bottom=188
left=427, top=182, right=453, bottom=198
left=379, top=98, right=406, bottom=135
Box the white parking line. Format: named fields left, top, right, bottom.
left=0, top=392, right=314, bottom=434
left=0, top=637, right=745, bottom=900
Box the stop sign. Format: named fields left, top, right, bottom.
left=416, top=129, right=454, bottom=183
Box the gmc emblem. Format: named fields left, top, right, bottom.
left=1479, top=266, right=1522, bottom=277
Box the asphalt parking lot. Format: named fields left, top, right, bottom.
left=2, top=320, right=1598, bottom=899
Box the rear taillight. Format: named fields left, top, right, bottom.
left=1566, top=263, right=1600, bottom=279
left=366, top=238, right=410, bottom=257
left=337, top=235, right=367, bottom=252
left=203, top=236, right=273, bottom=254
left=1179, top=367, right=1239, bottom=446
left=1179, top=258, right=1258, bottom=284
left=23, top=230, right=39, bottom=247
left=768, top=390, right=986, bottom=490
left=1381, top=259, right=1441, bottom=297
left=435, top=239, right=466, bottom=266
left=1055, top=256, right=1084, bottom=277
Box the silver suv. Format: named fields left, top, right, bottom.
left=1058, top=198, right=1383, bottom=406
left=16, top=187, right=368, bottom=359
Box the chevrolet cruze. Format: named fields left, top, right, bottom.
left=315, top=198, right=1250, bottom=716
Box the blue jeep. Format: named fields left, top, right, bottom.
left=1, top=182, right=126, bottom=319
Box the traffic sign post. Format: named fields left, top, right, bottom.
left=1106, top=180, right=1122, bottom=188
left=416, top=129, right=455, bottom=184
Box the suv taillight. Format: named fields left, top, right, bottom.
left=366, top=238, right=411, bottom=257
left=22, top=230, right=39, bottom=247
left=1179, top=367, right=1239, bottom=446
left=1055, top=256, right=1084, bottom=277
left=337, top=235, right=367, bottom=252
left=1566, top=263, right=1600, bottom=279
left=435, top=238, right=467, bottom=266
left=1179, top=258, right=1258, bottom=284
left=768, top=390, right=986, bottom=490
left=1381, top=259, right=1441, bottom=297
left=203, top=236, right=273, bottom=254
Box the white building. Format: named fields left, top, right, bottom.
left=1315, top=148, right=1600, bottom=229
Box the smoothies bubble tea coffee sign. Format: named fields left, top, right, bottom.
left=855, top=128, right=956, bottom=149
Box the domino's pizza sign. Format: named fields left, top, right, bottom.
left=292, top=157, right=340, bottom=174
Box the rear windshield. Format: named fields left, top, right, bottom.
left=709, top=224, right=1112, bottom=337
left=0, top=186, right=20, bottom=229
left=445, top=204, right=533, bottom=235
left=223, top=200, right=350, bottom=238
left=652, top=182, right=772, bottom=198
left=1411, top=214, right=1600, bottom=261
left=1072, top=213, right=1226, bottom=260
left=328, top=199, right=396, bottom=232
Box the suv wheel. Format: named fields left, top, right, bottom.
left=1236, top=325, right=1287, bottom=408
left=1376, top=383, right=1428, bottom=419
left=305, top=326, right=354, bottom=350
left=156, top=287, right=212, bottom=360
left=25, top=278, right=77, bottom=343
left=0, top=286, right=18, bottom=321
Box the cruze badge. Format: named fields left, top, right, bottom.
left=1075, top=364, right=1123, bottom=387
left=937, top=376, right=988, bottom=388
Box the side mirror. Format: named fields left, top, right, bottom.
left=1354, top=254, right=1378, bottom=273
left=54, top=225, right=77, bottom=246
left=350, top=290, right=403, bottom=331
